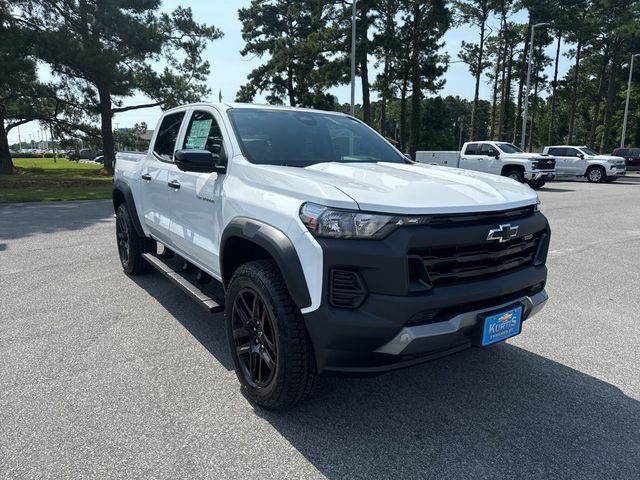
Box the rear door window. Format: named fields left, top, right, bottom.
left=464, top=143, right=479, bottom=155
left=153, top=112, right=186, bottom=162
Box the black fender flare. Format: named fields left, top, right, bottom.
left=220, top=218, right=312, bottom=309
left=112, top=179, right=145, bottom=238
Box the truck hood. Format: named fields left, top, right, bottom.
left=253, top=162, right=538, bottom=215
left=586, top=155, right=625, bottom=164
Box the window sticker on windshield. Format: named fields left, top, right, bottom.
left=186, top=119, right=213, bottom=149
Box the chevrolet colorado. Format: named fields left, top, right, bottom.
left=113, top=103, right=551, bottom=408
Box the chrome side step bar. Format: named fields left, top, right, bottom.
left=142, top=253, right=224, bottom=314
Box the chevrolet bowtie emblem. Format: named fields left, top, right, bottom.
left=487, top=224, right=519, bottom=243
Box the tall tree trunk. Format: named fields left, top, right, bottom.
left=599, top=60, right=619, bottom=152
left=400, top=74, right=408, bottom=152
left=98, top=87, right=116, bottom=174
left=548, top=34, right=562, bottom=145
left=490, top=54, right=501, bottom=140
left=0, top=112, right=14, bottom=174
left=528, top=56, right=541, bottom=152
left=361, top=54, right=371, bottom=125
left=286, top=66, right=296, bottom=107
left=513, top=21, right=532, bottom=144
left=567, top=40, right=582, bottom=143
left=497, top=1, right=508, bottom=140
left=408, top=5, right=421, bottom=158
left=588, top=55, right=609, bottom=147
left=379, top=58, right=390, bottom=136
left=503, top=43, right=515, bottom=139
left=470, top=18, right=487, bottom=141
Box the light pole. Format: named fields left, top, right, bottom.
left=621, top=53, right=640, bottom=149
left=350, top=0, right=357, bottom=116
left=520, top=22, right=549, bottom=151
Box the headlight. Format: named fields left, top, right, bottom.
left=607, top=159, right=617, bottom=164
left=300, top=203, right=398, bottom=239
left=299, top=203, right=429, bottom=239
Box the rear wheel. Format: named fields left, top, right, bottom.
left=586, top=166, right=605, bottom=183
left=225, top=260, right=317, bottom=409
left=115, top=203, right=153, bottom=275
left=503, top=168, right=525, bottom=183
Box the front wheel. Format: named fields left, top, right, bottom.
left=225, top=260, right=317, bottom=409
left=528, top=179, right=547, bottom=190
left=586, top=166, right=606, bottom=183
left=503, top=168, right=525, bottom=183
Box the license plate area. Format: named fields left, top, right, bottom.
left=475, top=304, right=523, bottom=347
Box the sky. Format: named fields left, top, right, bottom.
left=8, top=0, right=572, bottom=145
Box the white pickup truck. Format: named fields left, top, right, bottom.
left=113, top=103, right=550, bottom=408
left=542, top=145, right=626, bottom=182
left=416, top=141, right=556, bottom=189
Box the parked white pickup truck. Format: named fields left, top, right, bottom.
left=417, top=141, right=556, bottom=189
left=542, top=145, right=626, bottom=182
left=113, top=103, right=550, bottom=408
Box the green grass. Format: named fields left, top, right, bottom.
left=0, top=158, right=112, bottom=203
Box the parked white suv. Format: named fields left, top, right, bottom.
left=113, top=103, right=550, bottom=408
left=542, top=145, right=626, bottom=182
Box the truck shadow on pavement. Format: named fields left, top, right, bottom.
left=128, top=271, right=640, bottom=479
left=257, top=344, right=639, bottom=480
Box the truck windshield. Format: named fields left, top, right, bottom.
left=495, top=143, right=524, bottom=154
left=581, top=147, right=598, bottom=156
left=227, top=108, right=406, bottom=167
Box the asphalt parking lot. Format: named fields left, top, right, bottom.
left=1, top=178, right=639, bottom=479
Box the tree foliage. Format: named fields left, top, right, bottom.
left=15, top=0, right=222, bottom=172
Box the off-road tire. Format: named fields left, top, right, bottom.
left=225, top=260, right=318, bottom=409
left=115, top=203, right=153, bottom=275
left=503, top=168, right=525, bottom=183
left=586, top=166, right=606, bottom=183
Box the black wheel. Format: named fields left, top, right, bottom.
left=528, top=179, right=546, bottom=189
left=115, top=203, right=153, bottom=274
left=225, top=260, right=317, bottom=409
left=586, top=166, right=605, bottom=183
left=503, top=168, right=525, bottom=183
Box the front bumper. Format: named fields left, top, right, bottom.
left=375, top=290, right=547, bottom=355
left=525, top=169, right=556, bottom=181
left=303, top=211, right=551, bottom=374
left=607, top=166, right=626, bottom=177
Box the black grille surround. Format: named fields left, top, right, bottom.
left=413, top=232, right=544, bottom=287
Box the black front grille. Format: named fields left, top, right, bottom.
left=534, top=158, right=556, bottom=170
left=427, top=206, right=535, bottom=226
left=329, top=269, right=368, bottom=308
left=414, top=233, right=543, bottom=287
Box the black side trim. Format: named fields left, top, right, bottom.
left=112, top=179, right=145, bottom=237
left=220, top=218, right=312, bottom=309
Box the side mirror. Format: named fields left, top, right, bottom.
left=578, top=154, right=585, bottom=159
left=174, top=149, right=227, bottom=174
left=494, top=153, right=500, bottom=159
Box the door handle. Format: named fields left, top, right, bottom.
left=168, top=180, right=181, bottom=190
left=141, top=173, right=151, bottom=181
